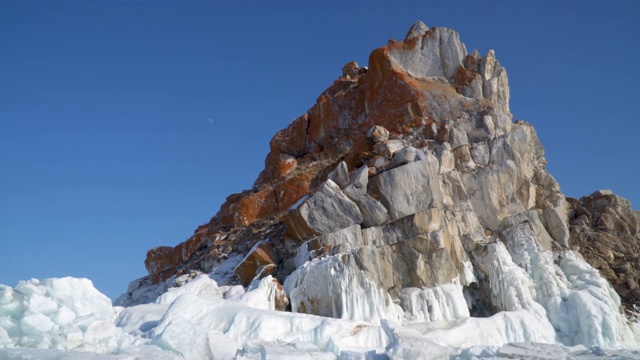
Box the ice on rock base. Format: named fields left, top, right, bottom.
left=480, top=221, right=638, bottom=349
left=150, top=292, right=392, bottom=359
left=284, top=254, right=403, bottom=323
left=399, top=278, right=470, bottom=324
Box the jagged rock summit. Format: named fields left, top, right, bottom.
left=120, top=21, right=640, bottom=350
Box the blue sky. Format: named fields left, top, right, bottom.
left=1, top=1, right=638, bottom=300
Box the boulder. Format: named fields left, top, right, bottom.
left=541, top=206, right=570, bottom=247
left=368, top=153, right=443, bottom=221
left=343, top=184, right=389, bottom=227
left=388, top=146, right=418, bottom=169
left=234, top=242, right=278, bottom=286
left=284, top=180, right=363, bottom=241
left=341, top=61, right=360, bottom=79
left=327, top=161, right=349, bottom=188
left=373, top=140, right=404, bottom=159
left=348, top=165, right=369, bottom=191
left=367, top=125, right=390, bottom=142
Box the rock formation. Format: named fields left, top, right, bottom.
left=118, top=21, right=639, bottom=349
left=568, top=190, right=640, bottom=310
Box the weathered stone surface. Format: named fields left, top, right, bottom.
left=389, top=209, right=475, bottom=288
left=343, top=184, right=389, bottom=227
left=144, top=246, right=175, bottom=282
left=367, top=155, right=387, bottom=171
left=568, top=192, right=640, bottom=309
left=367, top=125, right=390, bottom=142
left=269, top=114, right=308, bottom=158
left=342, top=61, right=360, bottom=79
left=540, top=206, right=570, bottom=247
left=388, top=146, right=418, bottom=169
left=388, top=26, right=466, bottom=80
left=348, top=165, right=369, bottom=191
left=234, top=242, right=278, bottom=286
left=275, top=154, right=297, bottom=178
left=470, top=143, right=490, bottom=167
left=144, top=233, right=208, bottom=282
left=284, top=180, right=363, bottom=241
left=276, top=172, right=315, bottom=212
left=460, top=160, right=524, bottom=230
left=404, top=20, right=429, bottom=40
left=368, top=153, right=443, bottom=221
left=294, top=224, right=363, bottom=268
left=436, top=143, right=455, bottom=174
left=231, top=185, right=278, bottom=228
left=373, top=140, right=404, bottom=159
left=327, top=161, right=349, bottom=188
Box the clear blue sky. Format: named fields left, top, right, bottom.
left=1, top=1, right=638, bottom=300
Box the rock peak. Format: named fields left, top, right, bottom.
left=128, top=23, right=640, bottom=348
left=404, top=20, right=429, bottom=40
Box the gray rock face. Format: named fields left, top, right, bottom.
left=404, top=20, right=429, bottom=40
left=327, top=161, right=349, bottom=188
left=294, top=225, right=363, bottom=268
left=568, top=191, right=640, bottom=308
left=348, top=165, right=369, bottom=191
left=389, top=27, right=466, bottom=80
left=343, top=184, right=389, bottom=228
left=368, top=153, right=443, bottom=221
left=284, top=180, right=363, bottom=241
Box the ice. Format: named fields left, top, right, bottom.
left=155, top=274, right=223, bottom=305
left=115, top=303, right=167, bottom=335
left=502, top=222, right=637, bottom=348
left=149, top=293, right=391, bottom=358
left=398, top=278, right=470, bottom=323
left=0, top=277, right=178, bottom=357
left=236, top=275, right=288, bottom=311
left=284, top=254, right=403, bottom=323
left=2, top=241, right=640, bottom=360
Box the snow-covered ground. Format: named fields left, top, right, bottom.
left=1, top=253, right=640, bottom=360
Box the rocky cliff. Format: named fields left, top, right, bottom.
left=119, top=21, right=639, bottom=348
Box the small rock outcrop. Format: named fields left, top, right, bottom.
left=568, top=190, right=640, bottom=310
left=120, top=21, right=639, bottom=349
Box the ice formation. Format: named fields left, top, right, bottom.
left=2, top=248, right=639, bottom=359
left=284, top=254, right=403, bottom=323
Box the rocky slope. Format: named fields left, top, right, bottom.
left=568, top=190, right=640, bottom=311
left=119, top=21, right=639, bottom=348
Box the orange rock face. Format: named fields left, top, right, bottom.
left=275, top=172, right=315, bottom=213
left=231, top=186, right=278, bottom=228
left=144, top=232, right=210, bottom=282
left=234, top=242, right=278, bottom=286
